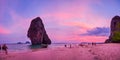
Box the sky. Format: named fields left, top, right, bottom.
left=0, top=0, right=120, bottom=43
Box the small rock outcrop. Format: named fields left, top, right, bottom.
left=27, top=17, right=51, bottom=45
left=105, top=15, right=120, bottom=43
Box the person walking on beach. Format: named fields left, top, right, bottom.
left=2, top=44, right=8, bottom=54
left=64, top=44, right=67, bottom=47
left=92, top=42, right=96, bottom=46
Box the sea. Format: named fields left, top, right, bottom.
left=0, top=43, right=70, bottom=53
left=0, top=42, right=104, bottom=53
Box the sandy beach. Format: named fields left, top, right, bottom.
left=0, top=43, right=120, bottom=60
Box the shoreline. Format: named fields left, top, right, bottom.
left=0, top=43, right=120, bottom=60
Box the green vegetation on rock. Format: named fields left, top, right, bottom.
left=111, top=31, right=120, bottom=43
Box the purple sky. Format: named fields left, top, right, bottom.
left=0, top=0, right=120, bottom=43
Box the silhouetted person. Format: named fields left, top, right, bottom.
left=2, top=44, right=8, bottom=54
left=79, top=44, right=84, bottom=47
left=64, top=44, right=67, bottom=47
left=92, top=42, right=96, bottom=46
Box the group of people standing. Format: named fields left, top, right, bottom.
left=0, top=44, right=8, bottom=54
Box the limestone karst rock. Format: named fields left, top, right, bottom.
left=105, top=15, right=120, bottom=43
left=27, top=17, right=51, bottom=45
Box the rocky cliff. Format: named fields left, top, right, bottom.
left=105, top=15, right=120, bottom=43
left=27, top=17, right=51, bottom=45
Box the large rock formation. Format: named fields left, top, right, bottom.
left=105, top=15, right=120, bottom=43
left=27, top=17, right=51, bottom=45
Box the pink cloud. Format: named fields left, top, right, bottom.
left=48, top=28, right=107, bottom=42
left=41, top=0, right=110, bottom=28
left=0, top=0, right=109, bottom=43
left=73, top=35, right=107, bottom=42
left=40, top=11, right=108, bottom=42
left=0, top=25, right=10, bottom=34
left=9, top=10, right=32, bottom=34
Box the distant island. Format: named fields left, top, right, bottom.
left=17, top=41, right=30, bottom=44
left=17, top=42, right=23, bottom=44
left=25, top=41, right=30, bottom=44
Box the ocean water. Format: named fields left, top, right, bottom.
left=0, top=42, right=103, bottom=53
left=0, top=43, right=66, bottom=53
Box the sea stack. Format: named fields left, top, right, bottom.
left=27, top=17, right=51, bottom=45
left=105, top=15, right=120, bottom=43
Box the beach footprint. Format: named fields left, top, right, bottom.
left=93, top=56, right=101, bottom=60
left=88, top=49, right=97, bottom=55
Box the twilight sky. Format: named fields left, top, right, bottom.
left=0, top=0, right=120, bottom=43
